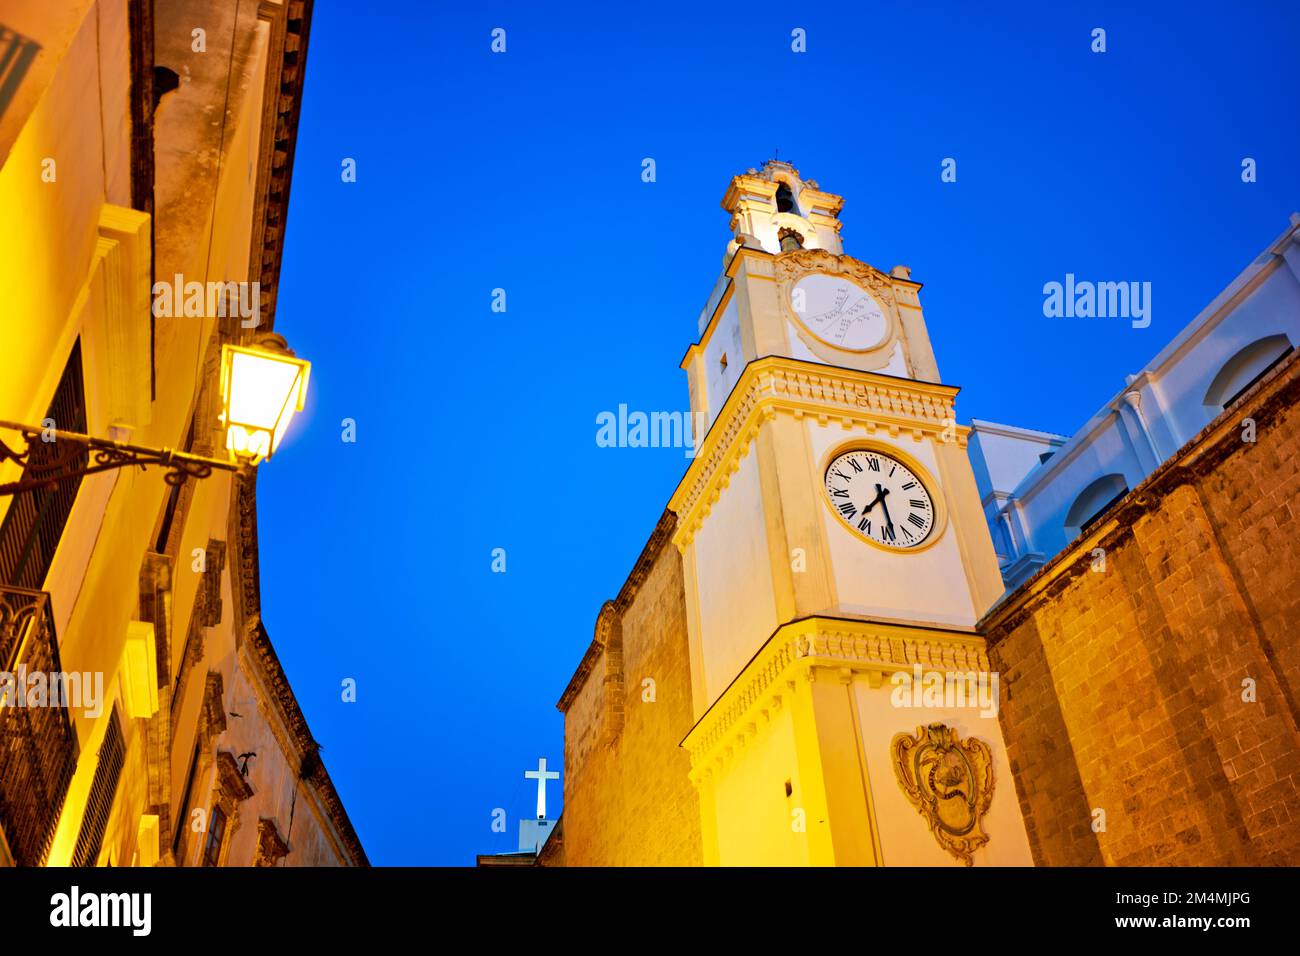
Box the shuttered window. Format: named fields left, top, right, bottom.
left=71, top=706, right=125, bottom=867
left=0, top=340, right=88, bottom=588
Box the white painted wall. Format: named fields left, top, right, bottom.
left=971, top=215, right=1300, bottom=589
left=853, top=679, right=1033, bottom=866
left=787, top=324, right=910, bottom=377
left=689, top=447, right=779, bottom=706
left=703, top=295, right=743, bottom=430
left=807, top=422, right=983, bottom=628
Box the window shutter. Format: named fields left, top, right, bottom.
left=72, top=707, right=125, bottom=867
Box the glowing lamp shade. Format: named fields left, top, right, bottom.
left=219, top=344, right=310, bottom=463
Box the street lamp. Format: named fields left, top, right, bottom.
left=0, top=336, right=311, bottom=496
left=219, top=336, right=310, bottom=465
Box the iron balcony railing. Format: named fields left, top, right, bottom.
left=0, top=586, right=79, bottom=866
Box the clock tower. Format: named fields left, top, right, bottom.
left=673, top=161, right=1032, bottom=865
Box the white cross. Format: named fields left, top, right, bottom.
left=524, top=757, right=559, bottom=820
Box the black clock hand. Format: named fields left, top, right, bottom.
left=877, top=488, right=896, bottom=538
left=859, top=484, right=892, bottom=534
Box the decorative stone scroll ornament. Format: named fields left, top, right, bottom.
left=891, top=723, right=994, bottom=866
left=773, top=248, right=902, bottom=366
left=254, top=818, right=290, bottom=867
left=773, top=248, right=898, bottom=309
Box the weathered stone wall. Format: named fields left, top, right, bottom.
left=984, top=352, right=1300, bottom=866
left=557, top=513, right=703, bottom=866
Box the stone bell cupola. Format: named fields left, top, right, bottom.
left=720, top=159, right=846, bottom=260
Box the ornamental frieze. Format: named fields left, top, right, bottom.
left=773, top=248, right=898, bottom=307
left=669, top=357, right=960, bottom=547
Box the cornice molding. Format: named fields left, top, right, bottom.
left=556, top=639, right=603, bottom=716
left=556, top=510, right=677, bottom=712
left=245, top=0, right=313, bottom=335
left=981, top=347, right=1300, bottom=639
left=968, top=418, right=1068, bottom=444
left=773, top=248, right=899, bottom=308
left=720, top=169, right=845, bottom=219
left=229, top=478, right=369, bottom=866
left=611, top=509, right=677, bottom=613
left=721, top=174, right=779, bottom=213
left=682, top=616, right=988, bottom=783
left=799, top=187, right=845, bottom=217
left=668, top=357, right=962, bottom=549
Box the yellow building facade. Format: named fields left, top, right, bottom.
left=0, top=0, right=363, bottom=866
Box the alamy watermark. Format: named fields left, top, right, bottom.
left=1043, top=274, right=1151, bottom=329
left=596, top=405, right=707, bottom=459
left=50, top=886, right=151, bottom=936
left=890, top=664, right=1000, bottom=718
left=151, top=275, right=260, bottom=327
left=0, top=667, right=104, bottom=718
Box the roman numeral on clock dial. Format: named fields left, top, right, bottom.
left=823, top=449, right=935, bottom=549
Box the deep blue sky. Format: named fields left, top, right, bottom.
left=255, top=1, right=1300, bottom=865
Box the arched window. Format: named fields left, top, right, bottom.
left=1064, top=473, right=1129, bottom=538
left=1202, top=334, right=1293, bottom=410
left=775, top=182, right=797, bottom=214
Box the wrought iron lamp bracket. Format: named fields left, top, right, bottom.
left=0, top=420, right=248, bottom=497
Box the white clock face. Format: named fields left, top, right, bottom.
left=791, top=274, right=888, bottom=351
left=824, top=449, right=936, bottom=549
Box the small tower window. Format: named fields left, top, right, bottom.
left=775, top=182, right=797, bottom=214
left=778, top=227, right=804, bottom=252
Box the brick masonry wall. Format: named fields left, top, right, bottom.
left=985, top=353, right=1300, bottom=866
left=557, top=514, right=703, bottom=866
